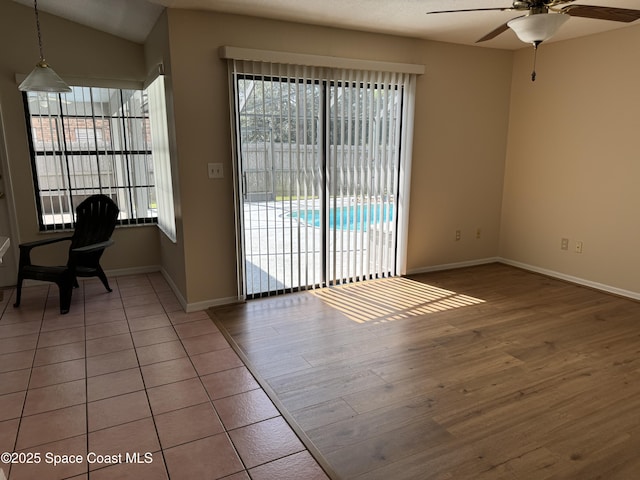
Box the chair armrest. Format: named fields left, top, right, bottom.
left=17, top=236, right=73, bottom=268
left=71, top=240, right=114, bottom=254
left=18, top=236, right=73, bottom=251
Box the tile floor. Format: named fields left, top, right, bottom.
left=0, top=273, right=330, bottom=480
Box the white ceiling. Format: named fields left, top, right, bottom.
left=12, top=0, right=640, bottom=49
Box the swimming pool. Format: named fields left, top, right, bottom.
left=290, top=203, right=394, bottom=231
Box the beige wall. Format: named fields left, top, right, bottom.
left=4, top=2, right=639, bottom=305
left=144, top=11, right=187, bottom=300
left=0, top=1, right=160, bottom=278
left=161, top=10, right=513, bottom=304
left=409, top=41, right=512, bottom=269
left=501, top=24, right=640, bottom=293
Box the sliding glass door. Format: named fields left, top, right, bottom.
left=231, top=63, right=413, bottom=298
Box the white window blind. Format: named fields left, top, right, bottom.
left=146, top=75, right=177, bottom=242
left=227, top=54, right=418, bottom=298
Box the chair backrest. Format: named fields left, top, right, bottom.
left=70, top=194, right=120, bottom=251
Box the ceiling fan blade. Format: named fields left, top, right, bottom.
left=427, top=7, right=514, bottom=15
left=476, top=21, right=513, bottom=42
left=561, top=5, right=640, bottom=23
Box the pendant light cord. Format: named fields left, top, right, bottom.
left=34, top=0, right=45, bottom=61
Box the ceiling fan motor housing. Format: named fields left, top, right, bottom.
left=513, top=1, right=532, bottom=9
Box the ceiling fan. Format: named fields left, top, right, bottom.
left=427, top=1, right=640, bottom=80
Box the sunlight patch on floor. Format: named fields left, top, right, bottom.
left=311, top=276, right=485, bottom=324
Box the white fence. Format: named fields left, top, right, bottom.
left=241, top=143, right=398, bottom=201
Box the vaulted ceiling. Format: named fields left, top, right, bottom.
left=12, top=0, right=640, bottom=49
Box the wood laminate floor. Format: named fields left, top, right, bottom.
left=211, top=263, right=640, bottom=480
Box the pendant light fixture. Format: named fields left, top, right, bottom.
left=18, top=0, right=71, bottom=93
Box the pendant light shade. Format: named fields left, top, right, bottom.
left=508, top=13, right=569, bottom=45
left=19, top=60, right=71, bottom=93
left=18, top=0, right=71, bottom=93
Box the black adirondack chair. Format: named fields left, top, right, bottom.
left=14, top=194, right=119, bottom=314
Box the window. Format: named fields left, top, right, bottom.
left=24, top=87, right=156, bottom=230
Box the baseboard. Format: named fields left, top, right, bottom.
left=17, top=265, right=241, bottom=313
left=498, top=258, right=640, bottom=302
left=185, top=296, right=243, bottom=313
left=407, top=256, right=640, bottom=302
left=106, top=265, right=161, bottom=277
left=21, top=257, right=640, bottom=311
left=158, top=268, right=241, bottom=313
left=406, top=257, right=501, bottom=276
left=110, top=267, right=240, bottom=312
left=11, top=266, right=162, bottom=289
left=159, top=268, right=188, bottom=311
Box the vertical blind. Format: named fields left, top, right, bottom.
left=146, top=75, right=177, bottom=242
left=227, top=54, right=418, bottom=298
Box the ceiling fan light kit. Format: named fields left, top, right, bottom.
left=507, top=13, right=569, bottom=44
left=19, top=0, right=71, bottom=93
left=508, top=12, right=569, bottom=82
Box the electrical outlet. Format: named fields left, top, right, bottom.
left=455, top=230, right=461, bottom=241
left=575, top=241, right=583, bottom=254
left=561, top=238, right=569, bottom=250
left=208, top=163, right=223, bottom=179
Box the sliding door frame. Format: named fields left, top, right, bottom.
left=223, top=48, right=422, bottom=300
